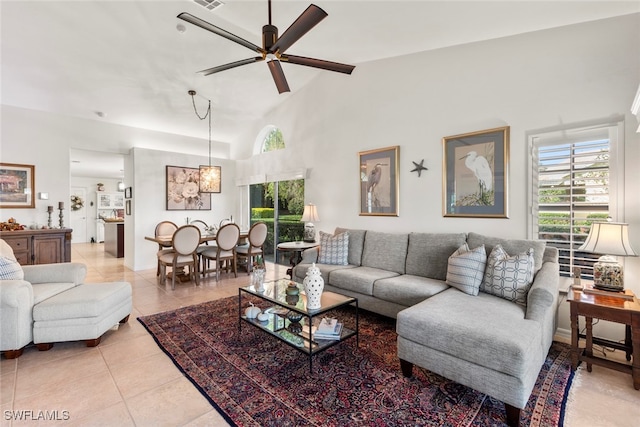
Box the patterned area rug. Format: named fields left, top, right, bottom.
left=138, top=296, right=574, bottom=427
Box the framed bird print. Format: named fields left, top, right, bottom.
left=442, top=126, right=509, bottom=218
left=359, top=146, right=399, bottom=216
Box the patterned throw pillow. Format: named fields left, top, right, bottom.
left=446, top=243, right=487, bottom=296
left=318, top=231, right=349, bottom=265
left=480, top=244, right=534, bottom=307
left=0, top=255, right=24, bottom=280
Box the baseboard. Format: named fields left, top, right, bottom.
left=554, top=327, right=571, bottom=343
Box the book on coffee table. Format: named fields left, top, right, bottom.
left=299, top=322, right=344, bottom=341
left=314, top=323, right=343, bottom=340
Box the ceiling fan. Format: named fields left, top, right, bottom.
left=177, top=0, right=355, bottom=94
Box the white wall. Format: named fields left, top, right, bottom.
left=235, top=14, right=640, bottom=341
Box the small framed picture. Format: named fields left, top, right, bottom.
left=359, top=146, right=399, bottom=216
left=125, top=199, right=131, bottom=216
left=442, top=126, right=509, bottom=218
left=124, top=187, right=132, bottom=199
left=0, top=163, right=35, bottom=208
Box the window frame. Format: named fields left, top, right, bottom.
left=528, top=118, right=625, bottom=279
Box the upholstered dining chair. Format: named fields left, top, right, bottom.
left=155, top=221, right=178, bottom=276
left=236, top=222, right=268, bottom=274
left=157, top=225, right=201, bottom=290
left=190, top=219, right=216, bottom=272
left=200, top=223, right=240, bottom=281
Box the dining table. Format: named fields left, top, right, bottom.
left=144, top=229, right=249, bottom=246
left=145, top=229, right=250, bottom=281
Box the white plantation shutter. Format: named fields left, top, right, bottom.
left=530, top=122, right=622, bottom=279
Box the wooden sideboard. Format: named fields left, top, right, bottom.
left=0, top=228, right=73, bottom=265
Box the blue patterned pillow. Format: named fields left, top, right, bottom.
left=480, top=244, right=534, bottom=306
left=446, top=243, right=487, bottom=296
left=0, top=255, right=24, bottom=280
left=318, top=231, right=349, bottom=265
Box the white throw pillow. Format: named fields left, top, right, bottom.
left=318, top=231, right=349, bottom=265
left=0, top=239, right=16, bottom=260
left=446, top=243, right=487, bottom=296
left=480, top=244, right=534, bottom=307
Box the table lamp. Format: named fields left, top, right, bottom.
left=578, top=221, right=638, bottom=291
left=300, top=203, right=319, bottom=243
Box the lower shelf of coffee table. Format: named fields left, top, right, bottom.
left=240, top=310, right=357, bottom=355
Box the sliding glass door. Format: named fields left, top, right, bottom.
left=249, top=179, right=304, bottom=264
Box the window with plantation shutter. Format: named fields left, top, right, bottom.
left=530, top=121, right=623, bottom=279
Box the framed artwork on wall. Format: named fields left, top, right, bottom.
left=442, top=126, right=509, bottom=218
left=359, top=146, right=399, bottom=216
left=125, top=199, right=131, bottom=216
left=166, top=165, right=212, bottom=211
left=0, top=163, right=35, bottom=208
left=124, top=187, right=132, bottom=199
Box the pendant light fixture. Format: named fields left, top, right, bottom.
left=189, top=90, right=221, bottom=193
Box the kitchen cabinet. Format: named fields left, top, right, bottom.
left=0, top=228, right=72, bottom=265
left=97, top=192, right=124, bottom=209
left=104, top=222, right=124, bottom=258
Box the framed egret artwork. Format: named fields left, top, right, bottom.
left=359, top=146, right=399, bottom=216
left=442, top=126, right=509, bottom=218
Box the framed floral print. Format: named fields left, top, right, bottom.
left=166, top=165, right=211, bottom=211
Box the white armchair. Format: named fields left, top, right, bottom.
left=1, top=239, right=86, bottom=358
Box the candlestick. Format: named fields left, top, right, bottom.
left=47, top=206, right=53, bottom=227
left=58, top=201, right=64, bottom=210
left=59, top=206, right=64, bottom=228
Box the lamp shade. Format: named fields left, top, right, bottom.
left=578, top=222, right=638, bottom=257
left=300, top=204, right=319, bottom=222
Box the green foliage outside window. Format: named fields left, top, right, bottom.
left=264, top=180, right=304, bottom=215
left=251, top=208, right=274, bottom=219
left=262, top=128, right=285, bottom=152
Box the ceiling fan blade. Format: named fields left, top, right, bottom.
left=177, top=12, right=264, bottom=54
left=281, top=54, right=355, bottom=74
left=199, top=57, right=264, bottom=76
left=267, top=60, right=290, bottom=94
left=269, top=4, right=327, bottom=54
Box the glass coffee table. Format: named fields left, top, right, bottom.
left=238, top=278, right=359, bottom=372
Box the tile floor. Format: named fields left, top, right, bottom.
left=1, top=243, right=638, bottom=426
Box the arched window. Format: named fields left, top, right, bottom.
left=255, top=125, right=285, bottom=154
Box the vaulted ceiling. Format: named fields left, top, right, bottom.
left=2, top=0, right=638, bottom=148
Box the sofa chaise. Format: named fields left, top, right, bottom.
left=293, top=228, right=559, bottom=427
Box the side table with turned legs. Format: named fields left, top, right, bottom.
left=568, top=287, right=640, bottom=390
left=276, top=241, right=319, bottom=279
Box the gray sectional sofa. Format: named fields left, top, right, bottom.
left=292, top=228, right=559, bottom=427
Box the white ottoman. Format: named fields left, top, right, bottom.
left=32, top=281, right=132, bottom=350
